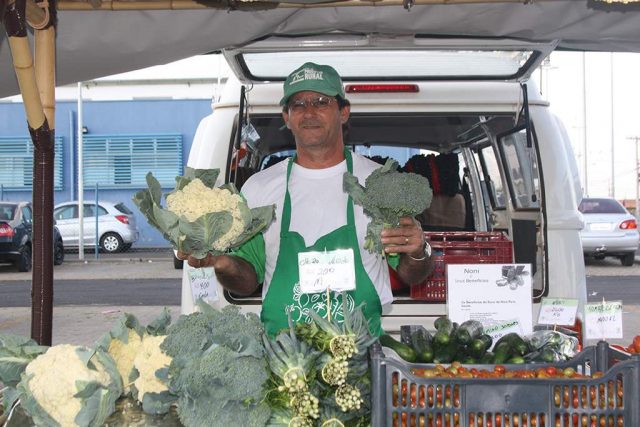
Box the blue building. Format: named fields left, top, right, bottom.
left=0, top=99, right=212, bottom=247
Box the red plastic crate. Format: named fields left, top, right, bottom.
left=410, top=231, right=513, bottom=301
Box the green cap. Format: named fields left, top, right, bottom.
left=280, top=62, right=345, bottom=106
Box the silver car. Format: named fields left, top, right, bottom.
left=53, top=201, right=139, bottom=253
left=579, top=197, right=639, bottom=266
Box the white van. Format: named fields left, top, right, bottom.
left=180, top=34, right=586, bottom=338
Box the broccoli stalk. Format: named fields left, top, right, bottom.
left=343, top=159, right=432, bottom=255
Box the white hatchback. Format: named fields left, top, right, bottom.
left=53, top=201, right=139, bottom=253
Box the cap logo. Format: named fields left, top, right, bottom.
left=290, top=68, right=324, bottom=85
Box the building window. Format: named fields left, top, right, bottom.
left=0, top=137, right=64, bottom=190
left=83, top=134, right=182, bottom=188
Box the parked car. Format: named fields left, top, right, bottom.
left=53, top=201, right=139, bottom=253
left=0, top=201, right=64, bottom=272
left=579, top=197, right=639, bottom=266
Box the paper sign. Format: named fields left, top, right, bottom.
left=298, top=249, right=356, bottom=294
left=585, top=300, right=623, bottom=340
left=538, top=297, right=579, bottom=326
left=483, top=319, right=523, bottom=350
left=447, top=264, right=533, bottom=335
left=188, top=267, right=219, bottom=303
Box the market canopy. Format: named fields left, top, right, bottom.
left=2, top=0, right=640, bottom=98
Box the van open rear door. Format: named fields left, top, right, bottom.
left=223, top=33, right=557, bottom=84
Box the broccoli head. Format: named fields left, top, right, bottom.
left=343, top=159, right=432, bottom=254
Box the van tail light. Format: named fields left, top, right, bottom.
left=115, top=215, right=130, bottom=225
left=0, top=223, right=14, bottom=237
left=619, top=219, right=637, bottom=230
left=345, top=84, right=419, bottom=93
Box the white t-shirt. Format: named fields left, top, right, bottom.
left=240, top=152, right=393, bottom=306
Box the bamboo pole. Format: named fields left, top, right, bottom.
left=35, top=27, right=56, bottom=127
left=56, top=0, right=552, bottom=10
left=3, top=0, right=56, bottom=346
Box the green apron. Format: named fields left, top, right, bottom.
left=261, top=150, right=383, bottom=337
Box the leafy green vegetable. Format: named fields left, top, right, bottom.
left=162, top=301, right=271, bottom=427
left=133, top=167, right=275, bottom=259
left=343, top=159, right=432, bottom=254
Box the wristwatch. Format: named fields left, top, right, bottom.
left=408, top=240, right=432, bottom=262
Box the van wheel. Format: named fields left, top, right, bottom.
left=17, top=245, right=32, bottom=272
left=100, top=233, right=123, bottom=253
left=620, top=253, right=635, bottom=267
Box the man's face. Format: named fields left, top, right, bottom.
left=282, top=91, right=350, bottom=151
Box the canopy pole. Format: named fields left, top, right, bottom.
left=31, top=9, right=57, bottom=346
left=3, top=0, right=57, bottom=346
left=56, top=0, right=556, bottom=10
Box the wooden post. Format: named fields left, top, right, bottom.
left=3, top=0, right=56, bottom=345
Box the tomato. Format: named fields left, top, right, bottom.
left=494, top=365, right=506, bottom=375
left=633, top=335, right=640, bottom=352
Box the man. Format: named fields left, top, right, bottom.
left=180, top=62, right=432, bottom=336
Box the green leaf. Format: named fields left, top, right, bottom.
left=146, top=172, right=163, bottom=206
left=2, top=386, right=19, bottom=415
left=178, top=211, right=233, bottom=258
left=145, top=308, right=172, bottom=336
left=230, top=205, right=275, bottom=249
left=174, top=175, right=191, bottom=192
left=0, top=356, right=30, bottom=387
left=187, top=167, right=220, bottom=188
left=151, top=204, right=181, bottom=244
left=141, top=390, right=176, bottom=415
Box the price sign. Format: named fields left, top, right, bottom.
left=298, top=249, right=355, bottom=294
left=538, top=297, right=579, bottom=326
left=585, top=300, right=623, bottom=340
left=483, top=319, right=522, bottom=350
left=188, top=267, right=219, bottom=303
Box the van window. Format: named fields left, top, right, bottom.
left=500, top=129, right=541, bottom=210
left=474, top=146, right=507, bottom=209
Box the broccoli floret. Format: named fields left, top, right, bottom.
left=172, top=345, right=271, bottom=427
left=344, top=159, right=432, bottom=254
left=160, top=311, right=214, bottom=358
left=172, top=344, right=268, bottom=403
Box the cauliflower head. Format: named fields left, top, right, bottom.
left=131, top=335, right=172, bottom=402
left=133, top=168, right=275, bottom=259
left=19, top=344, right=122, bottom=427
left=107, top=328, right=143, bottom=394
left=166, top=178, right=249, bottom=251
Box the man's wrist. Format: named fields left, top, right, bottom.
left=407, top=241, right=432, bottom=262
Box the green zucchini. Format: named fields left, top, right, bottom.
left=492, top=341, right=513, bottom=364
left=410, top=328, right=434, bottom=363
left=480, top=351, right=495, bottom=364
left=379, top=334, right=417, bottom=363
left=433, top=339, right=457, bottom=364
left=507, top=356, right=526, bottom=364
left=469, top=336, right=490, bottom=359
left=456, top=320, right=484, bottom=345
left=433, top=317, right=454, bottom=346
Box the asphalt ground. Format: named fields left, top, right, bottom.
left=0, top=249, right=638, bottom=346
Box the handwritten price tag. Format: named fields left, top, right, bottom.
left=538, top=297, right=579, bottom=326
left=188, top=267, right=219, bottom=303
left=483, top=319, right=522, bottom=350
left=585, top=301, right=623, bottom=340
left=298, top=249, right=355, bottom=294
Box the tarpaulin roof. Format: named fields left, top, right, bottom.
left=1, top=0, right=640, bottom=98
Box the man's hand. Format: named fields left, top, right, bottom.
left=380, top=216, right=433, bottom=286
left=380, top=217, right=426, bottom=259
left=176, top=250, right=220, bottom=269
left=176, top=250, right=259, bottom=296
